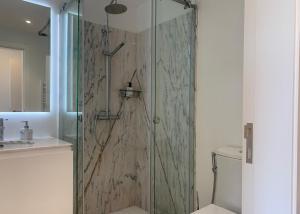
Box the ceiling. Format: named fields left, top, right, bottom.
left=0, top=0, right=50, bottom=34
left=84, top=0, right=150, bottom=32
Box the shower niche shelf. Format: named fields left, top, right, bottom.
left=119, top=89, right=142, bottom=98
left=96, top=111, right=120, bottom=120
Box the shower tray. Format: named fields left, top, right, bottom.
left=110, top=206, right=147, bottom=214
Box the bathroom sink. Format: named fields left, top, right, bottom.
left=0, top=140, right=34, bottom=148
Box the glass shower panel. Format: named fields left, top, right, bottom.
left=59, top=0, right=83, bottom=214
left=152, top=0, right=196, bottom=213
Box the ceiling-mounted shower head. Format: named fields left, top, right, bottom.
left=105, top=0, right=127, bottom=14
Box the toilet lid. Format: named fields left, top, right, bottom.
left=191, top=204, right=236, bottom=214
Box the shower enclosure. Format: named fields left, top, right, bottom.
left=59, top=0, right=83, bottom=213
left=59, top=0, right=196, bottom=213
left=151, top=0, right=196, bottom=213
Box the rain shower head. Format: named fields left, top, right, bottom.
left=105, top=0, right=127, bottom=14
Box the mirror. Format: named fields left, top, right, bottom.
left=0, top=0, right=50, bottom=112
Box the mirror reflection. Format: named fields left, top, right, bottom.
left=0, top=0, right=50, bottom=112
left=66, top=13, right=81, bottom=113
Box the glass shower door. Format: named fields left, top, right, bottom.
left=152, top=0, right=196, bottom=213
left=59, top=0, right=83, bottom=214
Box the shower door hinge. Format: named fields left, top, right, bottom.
left=77, top=114, right=83, bottom=122
left=153, top=117, right=160, bottom=125
left=244, top=123, right=253, bottom=164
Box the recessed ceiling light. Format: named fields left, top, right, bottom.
left=25, top=20, right=31, bottom=24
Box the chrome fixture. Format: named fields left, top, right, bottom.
left=0, top=118, right=8, bottom=141
left=244, top=123, right=254, bottom=164
left=105, top=0, right=127, bottom=14
left=172, top=0, right=197, bottom=9
left=96, top=111, right=120, bottom=120
left=96, top=0, right=127, bottom=120
left=119, top=88, right=142, bottom=98
left=97, top=26, right=126, bottom=121
left=103, top=42, right=125, bottom=57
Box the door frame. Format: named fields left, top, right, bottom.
left=293, top=0, right=300, bottom=213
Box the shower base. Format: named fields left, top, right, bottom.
left=110, top=206, right=147, bottom=214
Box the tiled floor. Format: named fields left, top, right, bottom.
left=110, top=206, right=147, bottom=214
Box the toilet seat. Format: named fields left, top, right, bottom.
left=192, top=204, right=236, bottom=214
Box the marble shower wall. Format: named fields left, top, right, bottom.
left=83, top=21, right=151, bottom=214
left=153, top=12, right=195, bottom=214
left=83, top=11, right=194, bottom=214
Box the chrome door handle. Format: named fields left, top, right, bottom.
left=244, top=123, right=253, bottom=164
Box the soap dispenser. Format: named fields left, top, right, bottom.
left=20, top=121, right=33, bottom=141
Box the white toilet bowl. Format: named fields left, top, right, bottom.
left=192, top=204, right=236, bottom=214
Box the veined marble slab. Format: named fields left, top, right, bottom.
left=83, top=10, right=194, bottom=214
left=153, top=11, right=195, bottom=214
left=84, top=21, right=151, bottom=214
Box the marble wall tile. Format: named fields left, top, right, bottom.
left=135, top=29, right=152, bottom=211
left=83, top=21, right=151, bottom=214
left=153, top=12, right=194, bottom=214
left=83, top=11, right=194, bottom=214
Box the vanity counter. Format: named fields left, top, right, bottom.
left=0, top=137, right=72, bottom=156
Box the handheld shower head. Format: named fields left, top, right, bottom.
left=105, top=0, right=127, bottom=14
left=103, top=42, right=125, bottom=56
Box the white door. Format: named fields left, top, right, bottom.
left=0, top=47, right=13, bottom=111
left=243, top=0, right=297, bottom=213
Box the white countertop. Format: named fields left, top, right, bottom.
left=0, top=137, right=72, bottom=154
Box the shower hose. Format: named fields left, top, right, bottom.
left=211, top=152, right=218, bottom=204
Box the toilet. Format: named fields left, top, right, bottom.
left=193, top=146, right=242, bottom=214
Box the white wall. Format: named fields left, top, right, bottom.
left=83, top=0, right=191, bottom=33
left=1, top=0, right=60, bottom=139
left=295, top=1, right=300, bottom=213
left=195, top=0, right=244, bottom=209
